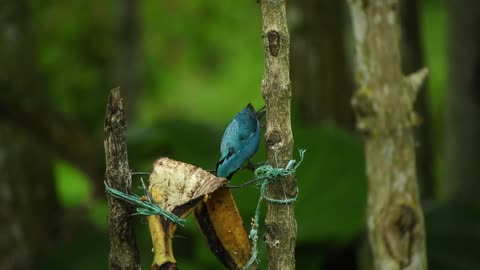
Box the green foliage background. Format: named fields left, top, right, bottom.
left=30, top=0, right=480, bottom=269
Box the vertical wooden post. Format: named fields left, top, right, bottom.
left=260, top=1, right=297, bottom=269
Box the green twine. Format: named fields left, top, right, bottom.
left=242, top=149, right=306, bottom=270
left=104, top=181, right=186, bottom=226
left=243, top=189, right=263, bottom=269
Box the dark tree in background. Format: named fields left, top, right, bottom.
left=113, top=0, right=142, bottom=120
left=400, top=0, right=434, bottom=200
left=0, top=1, right=60, bottom=269
left=445, top=0, right=480, bottom=205
left=288, top=0, right=354, bottom=130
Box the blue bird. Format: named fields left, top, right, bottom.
left=216, top=103, right=263, bottom=179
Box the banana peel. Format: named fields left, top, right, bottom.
left=147, top=158, right=227, bottom=270
left=194, top=188, right=257, bottom=270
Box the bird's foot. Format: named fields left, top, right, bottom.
left=256, top=105, right=266, bottom=119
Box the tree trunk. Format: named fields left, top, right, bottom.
left=0, top=0, right=60, bottom=269
left=113, top=0, right=142, bottom=120
left=347, top=1, right=428, bottom=269
left=445, top=0, right=480, bottom=204
left=259, top=1, right=297, bottom=269
left=400, top=0, right=434, bottom=200
left=0, top=125, right=60, bottom=270
left=288, top=0, right=354, bottom=130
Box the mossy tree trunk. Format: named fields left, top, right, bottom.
left=259, top=0, right=297, bottom=269
left=347, top=1, right=428, bottom=269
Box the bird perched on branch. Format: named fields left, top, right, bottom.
left=194, top=103, right=264, bottom=270
left=216, top=103, right=264, bottom=179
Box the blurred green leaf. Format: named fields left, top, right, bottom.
left=421, top=0, right=448, bottom=197
left=88, top=201, right=108, bottom=228
left=54, top=159, right=92, bottom=207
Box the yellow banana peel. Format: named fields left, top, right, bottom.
left=195, top=188, right=257, bottom=270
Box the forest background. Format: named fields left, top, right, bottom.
left=1, top=0, right=478, bottom=269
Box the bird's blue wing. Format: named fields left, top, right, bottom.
left=219, top=105, right=257, bottom=157
left=220, top=118, right=239, bottom=159
left=237, top=104, right=258, bottom=139
left=217, top=103, right=261, bottom=179
left=217, top=119, right=260, bottom=179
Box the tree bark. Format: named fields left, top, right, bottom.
left=445, top=0, right=480, bottom=204
left=259, top=1, right=297, bottom=269
left=288, top=0, right=354, bottom=130
left=0, top=0, right=60, bottom=268
left=347, top=1, right=428, bottom=269
left=105, top=88, right=140, bottom=270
